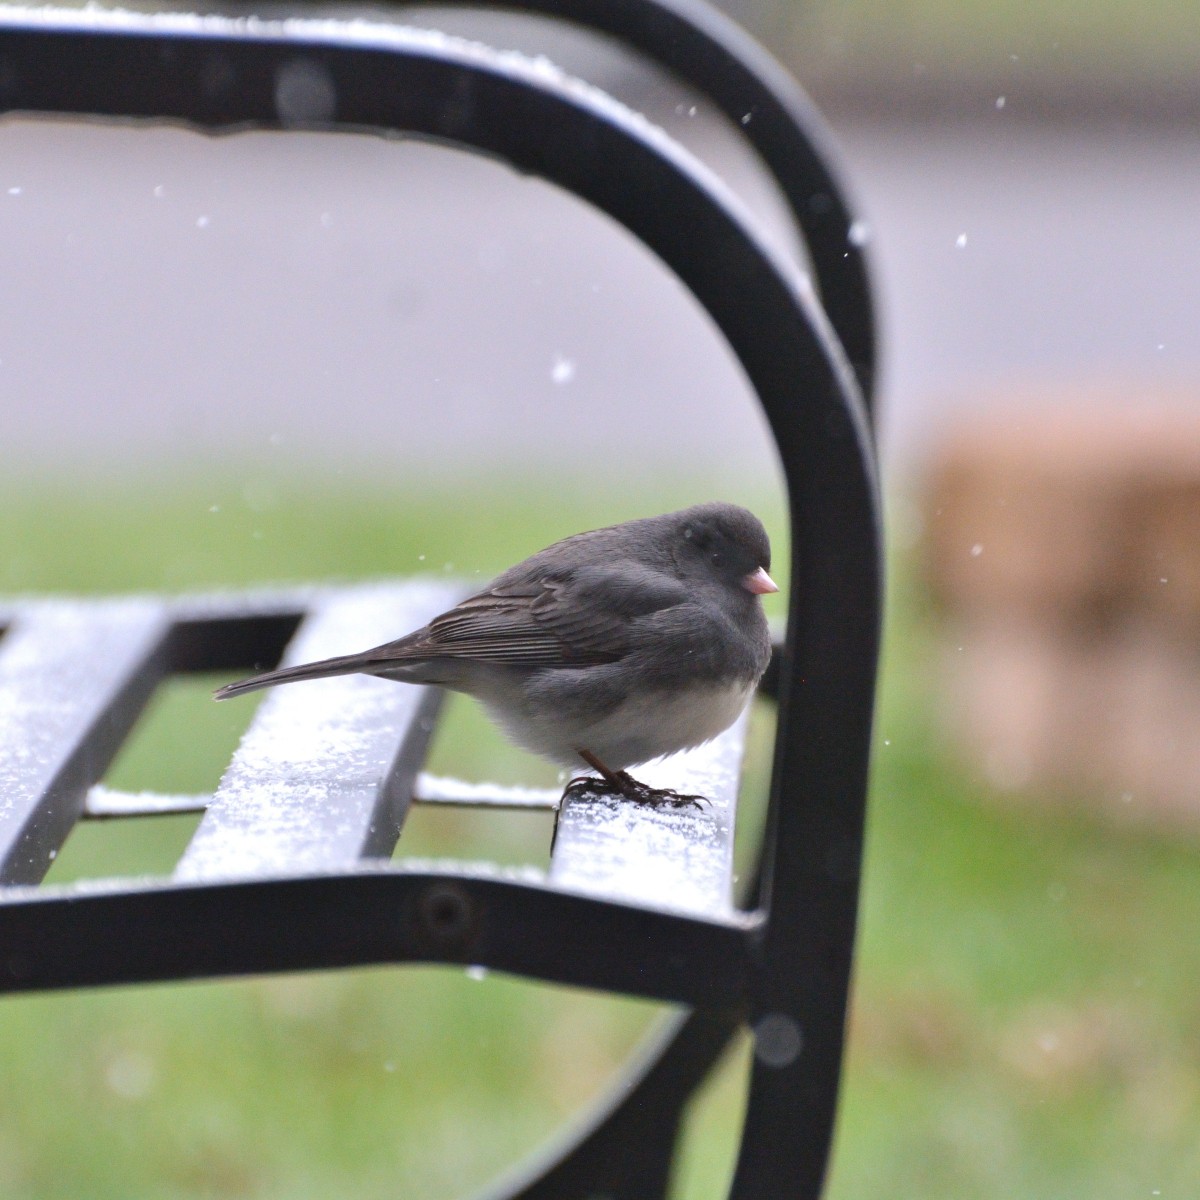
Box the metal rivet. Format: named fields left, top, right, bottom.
left=417, top=882, right=475, bottom=944
left=274, top=59, right=337, bottom=125
left=753, top=1012, right=803, bottom=1068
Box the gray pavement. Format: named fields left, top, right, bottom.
left=2, top=88, right=1197, bottom=488
left=838, top=116, right=1200, bottom=473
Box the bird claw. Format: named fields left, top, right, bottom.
left=563, top=770, right=707, bottom=810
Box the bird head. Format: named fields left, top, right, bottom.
left=676, top=503, right=777, bottom=597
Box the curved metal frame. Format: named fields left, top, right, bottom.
left=0, top=10, right=881, bottom=1198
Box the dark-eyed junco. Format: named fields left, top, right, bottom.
left=215, top=502, right=777, bottom=804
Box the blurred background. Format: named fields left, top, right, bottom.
left=3, top=1, right=1200, bottom=1197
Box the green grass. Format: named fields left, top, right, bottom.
left=828, top=554, right=1200, bottom=1199
left=4, top=475, right=1200, bottom=1198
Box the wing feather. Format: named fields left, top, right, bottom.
left=364, top=565, right=688, bottom=670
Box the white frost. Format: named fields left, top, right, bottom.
left=175, top=581, right=462, bottom=881
left=548, top=711, right=748, bottom=919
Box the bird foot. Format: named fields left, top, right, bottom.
left=563, top=770, right=706, bottom=809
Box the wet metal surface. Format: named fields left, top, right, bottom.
left=174, top=581, right=462, bottom=881
left=0, top=599, right=171, bottom=883
left=549, top=711, right=746, bottom=919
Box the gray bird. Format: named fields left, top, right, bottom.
left=214, top=502, right=777, bottom=804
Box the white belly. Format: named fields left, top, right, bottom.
left=487, top=679, right=755, bottom=770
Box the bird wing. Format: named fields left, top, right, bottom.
left=379, top=563, right=690, bottom=670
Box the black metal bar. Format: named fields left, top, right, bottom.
left=83, top=774, right=567, bottom=818
left=83, top=786, right=209, bottom=819
left=0, top=870, right=758, bottom=1007
left=414, top=775, right=562, bottom=810
left=489, top=1007, right=740, bottom=1200
left=175, top=583, right=461, bottom=878
left=165, top=610, right=304, bottom=674
left=0, top=599, right=173, bottom=883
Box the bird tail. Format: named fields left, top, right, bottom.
left=213, top=650, right=381, bottom=701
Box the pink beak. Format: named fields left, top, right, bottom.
left=742, top=566, right=779, bottom=595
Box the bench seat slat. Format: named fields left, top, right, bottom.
left=174, top=582, right=462, bottom=881
left=548, top=710, right=749, bottom=919
left=0, top=600, right=171, bottom=884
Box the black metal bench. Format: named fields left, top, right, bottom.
left=0, top=4, right=882, bottom=1196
